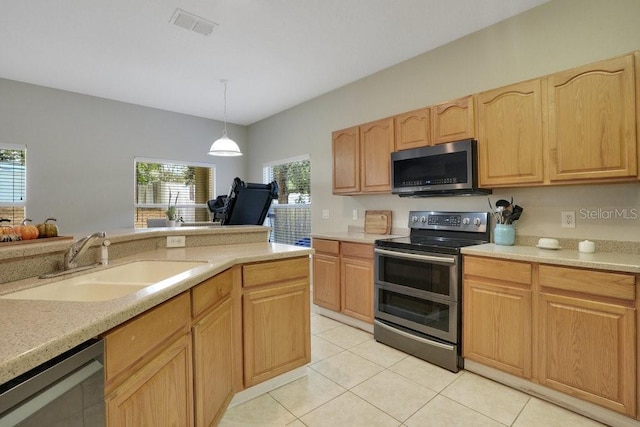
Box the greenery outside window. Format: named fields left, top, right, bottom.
left=263, top=155, right=311, bottom=246
left=134, top=158, right=215, bottom=228
left=0, top=144, right=26, bottom=224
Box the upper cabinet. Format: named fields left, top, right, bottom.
left=331, top=51, right=640, bottom=195
left=360, top=117, right=394, bottom=193
left=332, top=126, right=360, bottom=194
left=332, top=119, right=393, bottom=195
left=547, top=54, right=637, bottom=182
left=432, top=96, right=476, bottom=144
left=477, top=79, right=544, bottom=186
left=394, top=108, right=431, bottom=150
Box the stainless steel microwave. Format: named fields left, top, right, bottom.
left=391, top=139, right=491, bottom=197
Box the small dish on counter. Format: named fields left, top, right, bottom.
left=537, top=238, right=561, bottom=250
left=536, top=244, right=562, bottom=250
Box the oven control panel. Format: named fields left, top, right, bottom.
left=409, top=211, right=488, bottom=232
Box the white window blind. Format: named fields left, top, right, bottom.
left=134, top=158, right=215, bottom=228
left=263, top=155, right=311, bottom=246
left=0, top=144, right=26, bottom=224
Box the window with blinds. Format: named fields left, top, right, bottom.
left=263, top=156, right=311, bottom=246
left=134, top=158, right=215, bottom=228
left=0, top=144, right=26, bottom=224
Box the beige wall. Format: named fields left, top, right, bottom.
left=247, top=0, right=640, bottom=243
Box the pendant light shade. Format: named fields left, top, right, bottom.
left=208, top=80, right=242, bottom=157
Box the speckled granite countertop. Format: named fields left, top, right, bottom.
left=0, top=241, right=312, bottom=384
left=462, top=243, right=640, bottom=273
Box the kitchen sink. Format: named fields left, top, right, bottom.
left=0, top=260, right=209, bottom=302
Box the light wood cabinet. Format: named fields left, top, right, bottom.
left=432, top=96, right=476, bottom=144
left=547, top=54, right=637, bottom=182
left=394, top=108, right=431, bottom=150
left=359, top=117, right=394, bottom=193
left=106, top=333, right=193, bottom=426
left=312, top=239, right=341, bottom=311
left=463, top=257, right=533, bottom=378
left=477, top=79, right=544, bottom=186
left=341, top=243, right=374, bottom=323
left=538, top=265, right=636, bottom=416
left=242, top=257, right=311, bottom=387
left=538, top=292, right=635, bottom=416
left=463, top=256, right=638, bottom=417
left=104, top=293, right=193, bottom=426
left=332, top=126, right=360, bottom=194
left=191, top=270, right=235, bottom=427
left=313, top=239, right=374, bottom=324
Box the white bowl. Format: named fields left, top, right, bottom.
left=537, top=238, right=560, bottom=249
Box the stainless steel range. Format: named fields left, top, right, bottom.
left=373, top=211, right=490, bottom=372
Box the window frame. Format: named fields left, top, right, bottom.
left=0, top=143, right=27, bottom=208
left=133, top=157, right=216, bottom=227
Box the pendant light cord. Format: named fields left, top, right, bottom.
left=221, top=79, right=229, bottom=137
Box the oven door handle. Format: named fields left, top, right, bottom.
left=374, top=248, right=456, bottom=264
left=374, top=320, right=455, bottom=351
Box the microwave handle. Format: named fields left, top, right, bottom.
left=374, top=248, right=455, bottom=264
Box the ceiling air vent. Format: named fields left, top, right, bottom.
left=170, top=8, right=218, bottom=36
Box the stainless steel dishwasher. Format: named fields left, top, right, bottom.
left=0, top=338, right=104, bottom=426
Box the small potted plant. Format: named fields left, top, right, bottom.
left=165, top=190, right=179, bottom=227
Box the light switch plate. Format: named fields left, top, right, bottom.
left=167, top=235, right=186, bottom=247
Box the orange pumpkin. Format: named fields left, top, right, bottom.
left=14, top=219, right=40, bottom=240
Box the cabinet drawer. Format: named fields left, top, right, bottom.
left=312, top=238, right=340, bottom=254
left=243, top=257, right=309, bottom=288
left=539, top=265, right=635, bottom=300
left=464, top=256, right=532, bottom=285
left=341, top=242, right=373, bottom=259
left=104, top=292, right=190, bottom=387
left=191, top=268, right=233, bottom=318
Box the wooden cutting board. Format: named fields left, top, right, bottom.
left=364, top=210, right=392, bottom=234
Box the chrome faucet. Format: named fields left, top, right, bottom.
left=64, top=232, right=106, bottom=270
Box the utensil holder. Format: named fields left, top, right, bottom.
left=494, top=224, right=515, bottom=246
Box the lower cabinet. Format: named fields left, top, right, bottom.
left=463, top=256, right=638, bottom=418
left=103, top=293, right=193, bottom=426
left=242, top=257, right=311, bottom=387
left=103, top=257, right=311, bottom=426
left=463, top=256, right=533, bottom=378
left=191, top=269, right=235, bottom=427
left=312, top=238, right=374, bottom=323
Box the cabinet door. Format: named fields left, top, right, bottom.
left=106, top=334, right=193, bottom=426
left=192, top=298, right=233, bottom=427
left=394, top=108, right=431, bottom=150
left=332, top=126, right=360, bottom=194
left=341, top=255, right=373, bottom=323
left=432, top=96, right=476, bottom=144
left=243, top=281, right=311, bottom=387
left=548, top=54, right=637, bottom=182
left=360, top=118, right=394, bottom=193
left=313, top=252, right=341, bottom=311
left=463, top=280, right=532, bottom=378
left=538, top=292, right=636, bottom=416
left=477, top=80, right=544, bottom=186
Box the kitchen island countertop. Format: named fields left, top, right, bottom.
left=0, top=239, right=312, bottom=385
left=462, top=243, right=640, bottom=273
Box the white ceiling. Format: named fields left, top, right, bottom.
left=0, top=0, right=548, bottom=125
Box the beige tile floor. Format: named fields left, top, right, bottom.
left=220, top=314, right=605, bottom=426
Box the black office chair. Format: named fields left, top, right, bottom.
left=206, top=195, right=228, bottom=222
left=216, top=177, right=278, bottom=225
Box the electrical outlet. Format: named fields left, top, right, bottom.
left=561, top=211, right=576, bottom=228
left=322, top=210, right=329, bottom=219
left=167, top=235, right=186, bottom=247
left=352, top=209, right=358, bottom=220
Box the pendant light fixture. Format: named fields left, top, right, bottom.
left=208, top=79, right=242, bottom=156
